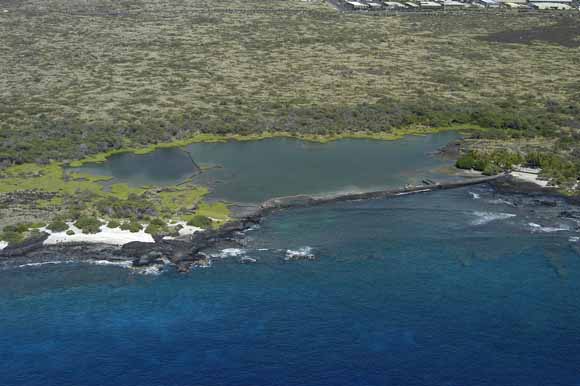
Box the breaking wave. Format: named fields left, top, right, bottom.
left=88, top=260, right=164, bottom=275
left=88, top=260, right=133, bottom=268
left=528, top=223, right=571, bottom=233
left=469, top=192, right=480, bottom=200
left=487, top=198, right=515, bottom=206
left=17, top=261, right=69, bottom=268
left=470, top=211, right=516, bottom=226
left=285, top=246, right=315, bottom=260
left=214, top=248, right=246, bottom=258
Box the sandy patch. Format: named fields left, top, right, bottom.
left=40, top=223, right=155, bottom=246
left=510, top=171, right=549, bottom=188
left=0, top=241, right=8, bottom=250
left=163, top=221, right=203, bottom=240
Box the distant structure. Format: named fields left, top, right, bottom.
left=335, top=0, right=580, bottom=12
left=419, top=0, right=443, bottom=8
left=531, top=2, right=572, bottom=8
left=475, top=0, right=501, bottom=8
left=441, top=0, right=469, bottom=7
left=383, top=1, right=408, bottom=8
left=343, top=0, right=369, bottom=9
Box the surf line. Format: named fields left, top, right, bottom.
left=186, top=173, right=508, bottom=260
left=258, top=173, right=507, bottom=212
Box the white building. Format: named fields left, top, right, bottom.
left=476, top=0, right=500, bottom=7
left=344, top=0, right=370, bottom=8
left=531, top=2, right=573, bottom=9
left=419, top=1, right=442, bottom=8
left=383, top=1, right=408, bottom=8
left=442, top=0, right=469, bottom=7
left=503, top=2, right=529, bottom=7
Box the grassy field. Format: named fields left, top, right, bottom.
left=1, top=0, right=580, bottom=162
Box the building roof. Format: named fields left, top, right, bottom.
left=529, top=0, right=572, bottom=2
left=478, top=0, right=499, bottom=4
left=442, top=0, right=468, bottom=6
left=384, top=1, right=407, bottom=6
left=531, top=2, right=572, bottom=7
left=345, top=0, right=369, bottom=7
left=420, top=1, right=442, bottom=6
left=404, top=1, right=419, bottom=6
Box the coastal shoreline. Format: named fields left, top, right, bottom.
left=4, top=172, right=563, bottom=272
left=66, top=126, right=481, bottom=168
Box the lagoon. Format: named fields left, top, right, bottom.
left=72, top=133, right=459, bottom=203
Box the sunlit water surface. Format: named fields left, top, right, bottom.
left=72, top=133, right=459, bottom=203
left=2, top=187, right=580, bottom=386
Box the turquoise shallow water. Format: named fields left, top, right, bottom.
left=2, top=186, right=580, bottom=386
left=72, top=133, right=459, bottom=203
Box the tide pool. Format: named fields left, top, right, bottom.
left=1, top=187, right=580, bottom=386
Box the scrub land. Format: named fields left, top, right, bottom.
left=1, top=0, right=580, bottom=248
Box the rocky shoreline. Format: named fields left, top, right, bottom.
left=1, top=173, right=576, bottom=273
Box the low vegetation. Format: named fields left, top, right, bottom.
left=456, top=150, right=580, bottom=190
left=187, top=215, right=212, bottom=228
left=0, top=162, right=229, bottom=242
left=46, top=220, right=69, bottom=233
left=2, top=0, right=580, bottom=243
left=1, top=0, right=579, bottom=165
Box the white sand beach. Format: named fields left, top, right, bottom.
left=40, top=223, right=155, bottom=245
left=510, top=170, right=549, bottom=187
left=39, top=221, right=203, bottom=246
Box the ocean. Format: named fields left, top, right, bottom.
left=2, top=186, right=580, bottom=386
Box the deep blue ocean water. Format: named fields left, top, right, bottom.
left=2, top=186, right=580, bottom=386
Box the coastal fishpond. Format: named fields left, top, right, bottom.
left=2, top=186, right=580, bottom=386
left=71, top=133, right=460, bottom=203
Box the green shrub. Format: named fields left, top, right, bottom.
left=149, top=218, right=167, bottom=227
left=120, top=220, right=142, bottom=233
left=483, top=163, right=502, bottom=176
left=47, top=220, right=69, bottom=233
left=74, top=216, right=102, bottom=234
left=4, top=223, right=30, bottom=233
left=456, top=152, right=486, bottom=171
left=66, top=230, right=75, bottom=236
left=0, top=230, right=25, bottom=245
left=107, top=220, right=120, bottom=229
left=187, top=215, right=212, bottom=228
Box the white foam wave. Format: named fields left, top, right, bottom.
left=88, top=260, right=133, bottom=268
left=471, top=211, right=516, bottom=225
left=528, top=223, right=570, bottom=233
left=17, top=261, right=68, bottom=268
left=487, top=198, right=515, bottom=206
left=214, top=248, right=245, bottom=258
left=569, top=236, right=580, bottom=242
left=285, top=246, right=315, bottom=260
left=469, top=192, right=480, bottom=200
left=88, top=259, right=164, bottom=275
left=134, top=265, right=163, bottom=275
